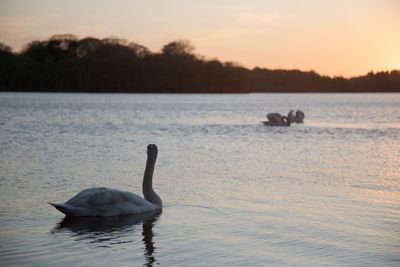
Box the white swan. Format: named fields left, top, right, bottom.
left=288, top=110, right=297, bottom=123
left=49, top=144, right=162, bottom=217
left=288, top=110, right=305, bottom=123
left=296, top=110, right=305, bottom=123
left=262, top=113, right=291, bottom=126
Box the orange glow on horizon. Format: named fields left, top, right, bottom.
left=0, top=0, right=399, bottom=77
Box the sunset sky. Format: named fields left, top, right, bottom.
left=0, top=0, right=399, bottom=77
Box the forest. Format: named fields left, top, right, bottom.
left=0, top=34, right=399, bottom=93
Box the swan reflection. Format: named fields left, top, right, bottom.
left=51, top=210, right=161, bottom=266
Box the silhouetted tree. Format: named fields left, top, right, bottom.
left=0, top=34, right=399, bottom=93
left=161, top=40, right=195, bottom=56
left=0, top=43, right=12, bottom=61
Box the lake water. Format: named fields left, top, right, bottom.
left=0, top=92, right=399, bottom=266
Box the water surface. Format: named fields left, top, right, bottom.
left=0, top=93, right=399, bottom=266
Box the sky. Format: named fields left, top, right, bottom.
left=0, top=0, right=399, bottom=77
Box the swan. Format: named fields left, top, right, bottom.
left=296, top=110, right=305, bottom=123
left=49, top=144, right=162, bottom=217
left=262, top=113, right=291, bottom=126
left=288, top=110, right=297, bottom=123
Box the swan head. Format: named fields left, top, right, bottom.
left=147, top=144, right=158, bottom=157
left=282, top=116, right=291, bottom=126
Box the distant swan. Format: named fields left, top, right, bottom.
left=288, top=110, right=297, bottom=123
left=288, top=110, right=305, bottom=123
left=262, top=113, right=290, bottom=126
left=296, top=110, right=305, bottom=123
left=49, top=144, right=162, bottom=217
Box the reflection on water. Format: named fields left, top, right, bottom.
left=142, top=214, right=158, bottom=267
left=51, top=210, right=161, bottom=266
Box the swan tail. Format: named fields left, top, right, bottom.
left=48, top=203, right=74, bottom=215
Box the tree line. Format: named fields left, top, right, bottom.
left=0, top=34, right=399, bottom=93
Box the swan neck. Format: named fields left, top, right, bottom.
left=143, top=154, right=156, bottom=192
left=142, top=153, right=162, bottom=207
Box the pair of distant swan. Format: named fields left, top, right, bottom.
left=262, top=110, right=304, bottom=126
left=288, top=110, right=305, bottom=123
left=50, top=144, right=162, bottom=217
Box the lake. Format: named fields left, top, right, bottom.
left=0, top=92, right=399, bottom=266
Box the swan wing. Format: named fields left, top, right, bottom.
left=267, top=113, right=282, bottom=123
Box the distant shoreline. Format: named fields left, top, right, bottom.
left=1, top=34, right=399, bottom=93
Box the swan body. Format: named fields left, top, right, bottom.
left=50, top=144, right=162, bottom=217
left=266, top=113, right=283, bottom=124
left=50, top=187, right=159, bottom=216
left=263, top=113, right=291, bottom=126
